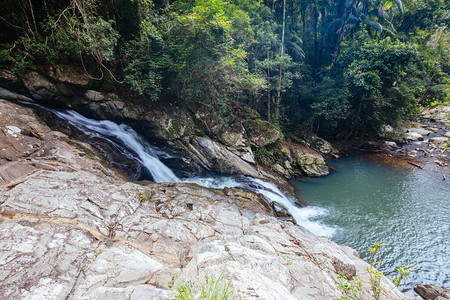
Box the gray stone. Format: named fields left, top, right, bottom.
left=308, top=134, right=339, bottom=157
left=407, top=128, right=431, bottom=136
left=405, top=132, right=424, bottom=141
left=0, top=87, right=33, bottom=102
left=385, top=141, right=398, bottom=148
left=184, top=136, right=260, bottom=177
left=429, top=137, right=449, bottom=144
left=243, top=119, right=283, bottom=147
left=289, top=143, right=329, bottom=177
left=84, top=90, right=106, bottom=102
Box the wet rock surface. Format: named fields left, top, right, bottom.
left=0, top=99, right=408, bottom=299
left=414, top=284, right=450, bottom=300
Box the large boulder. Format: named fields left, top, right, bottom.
left=307, top=134, right=339, bottom=158
left=243, top=119, right=283, bottom=147
left=179, top=136, right=260, bottom=178
left=414, top=284, right=450, bottom=300
left=289, top=143, right=329, bottom=177
left=189, top=104, right=247, bottom=149
left=141, top=108, right=196, bottom=142
left=405, top=131, right=424, bottom=141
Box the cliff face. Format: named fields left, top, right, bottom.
left=0, top=99, right=409, bottom=299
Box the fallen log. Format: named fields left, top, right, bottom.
left=408, top=161, right=423, bottom=169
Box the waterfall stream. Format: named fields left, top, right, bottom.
left=37, top=105, right=335, bottom=237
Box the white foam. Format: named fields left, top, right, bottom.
left=184, top=176, right=241, bottom=189
left=250, top=178, right=336, bottom=237
left=53, top=110, right=179, bottom=183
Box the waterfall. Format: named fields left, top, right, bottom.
left=46, top=107, right=335, bottom=237
left=52, top=110, right=179, bottom=183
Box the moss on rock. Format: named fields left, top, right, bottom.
left=243, top=120, right=283, bottom=147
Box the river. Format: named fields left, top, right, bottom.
left=295, top=155, right=450, bottom=295
left=26, top=101, right=450, bottom=295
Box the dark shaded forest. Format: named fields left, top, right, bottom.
left=1, top=0, right=448, bottom=139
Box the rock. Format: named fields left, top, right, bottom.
left=307, top=134, right=339, bottom=158
left=84, top=90, right=106, bottom=102
left=237, top=104, right=261, bottom=120
left=0, top=87, right=33, bottom=102
left=444, top=132, right=450, bottom=138
left=216, top=119, right=247, bottom=149
left=405, top=132, right=424, bottom=141
left=407, top=128, right=431, bottom=136
left=421, top=106, right=450, bottom=122
left=289, top=143, right=329, bottom=177
left=46, top=65, right=90, bottom=86
left=380, top=124, right=394, bottom=137
left=385, top=141, right=398, bottom=148
left=182, top=136, right=260, bottom=177
left=272, top=163, right=291, bottom=179
left=243, top=119, right=283, bottom=147
left=189, top=104, right=247, bottom=149
left=0, top=98, right=408, bottom=300
left=238, top=147, right=256, bottom=164
left=429, top=137, right=449, bottom=144
left=20, top=71, right=67, bottom=105
left=272, top=202, right=295, bottom=221
left=142, top=108, right=194, bottom=141
left=414, top=284, right=450, bottom=300
left=0, top=98, right=123, bottom=184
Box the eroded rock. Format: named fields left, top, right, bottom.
left=0, top=98, right=408, bottom=300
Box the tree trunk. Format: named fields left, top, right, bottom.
left=275, top=0, right=286, bottom=123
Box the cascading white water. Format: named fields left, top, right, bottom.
left=249, top=178, right=336, bottom=237
left=53, top=110, right=179, bottom=183
left=49, top=107, right=335, bottom=237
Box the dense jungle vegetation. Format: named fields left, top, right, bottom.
left=0, top=0, right=449, bottom=139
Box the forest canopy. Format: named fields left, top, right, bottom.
left=0, top=0, right=449, bottom=138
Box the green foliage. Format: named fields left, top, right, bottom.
left=366, top=242, right=413, bottom=297
left=123, top=0, right=266, bottom=109
left=336, top=275, right=363, bottom=300
left=309, top=77, right=351, bottom=135
left=366, top=266, right=384, bottom=300
left=393, top=264, right=413, bottom=287
left=0, top=0, right=448, bottom=142
left=253, top=147, right=276, bottom=165
left=171, top=271, right=235, bottom=300
left=0, top=0, right=118, bottom=74
left=333, top=36, right=423, bottom=135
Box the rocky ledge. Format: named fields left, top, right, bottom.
left=0, top=68, right=334, bottom=181
left=0, top=100, right=410, bottom=299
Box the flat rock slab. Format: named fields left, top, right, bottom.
left=0, top=169, right=408, bottom=300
